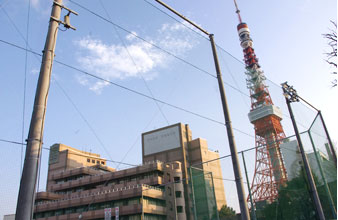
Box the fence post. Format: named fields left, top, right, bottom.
left=308, top=131, right=336, bottom=218
left=241, top=151, right=257, bottom=220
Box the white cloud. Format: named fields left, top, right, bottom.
left=30, top=68, right=39, bottom=75
left=31, top=0, right=39, bottom=9
left=126, top=31, right=138, bottom=41
left=75, top=75, right=89, bottom=86
left=89, top=81, right=109, bottom=94
left=74, top=22, right=199, bottom=93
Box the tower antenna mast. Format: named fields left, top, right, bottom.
left=233, top=0, right=288, bottom=207
left=233, top=0, right=242, bottom=23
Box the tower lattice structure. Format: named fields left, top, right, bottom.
left=233, top=0, right=288, bottom=204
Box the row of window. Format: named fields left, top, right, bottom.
left=55, top=171, right=163, bottom=194
left=55, top=174, right=89, bottom=184
left=34, top=197, right=165, bottom=218
left=35, top=213, right=164, bottom=220
left=87, top=158, right=105, bottom=165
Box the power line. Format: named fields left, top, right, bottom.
left=21, top=0, right=31, bottom=177
left=0, top=138, right=137, bottom=167
left=0, top=138, right=25, bottom=146
left=52, top=79, right=118, bottom=167
left=142, top=0, right=208, bottom=40
left=0, top=8, right=121, bottom=168
left=68, top=0, right=217, bottom=79
left=0, top=38, right=258, bottom=141
left=98, top=0, right=170, bottom=126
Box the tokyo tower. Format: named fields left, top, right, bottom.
left=233, top=0, right=288, bottom=204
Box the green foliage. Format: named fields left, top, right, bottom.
left=258, top=170, right=317, bottom=220
left=219, top=205, right=236, bottom=220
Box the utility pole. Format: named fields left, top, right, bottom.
left=15, top=1, right=77, bottom=219
left=209, top=34, right=250, bottom=220
left=153, top=1, right=250, bottom=219
left=281, top=82, right=325, bottom=220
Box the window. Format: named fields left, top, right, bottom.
left=175, top=191, right=182, bottom=198
left=101, top=161, right=105, bottom=165
left=92, top=159, right=95, bottom=163
left=97, top=160, right=100, bottom=164
left=169, top=202, right=173, bottom=211
left=174, top=177, right=180, bottom=183
left=55, top=209, right=63, bottom=216
left=167, top=187, right=172, bottom=196
left=177, top=206, right=183, bottom=213
left=87, top=158, right=90, bottom=163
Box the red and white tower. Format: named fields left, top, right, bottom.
left=233, top=0, right=288, bottom=205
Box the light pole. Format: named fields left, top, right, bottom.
left=281, top=82, right=325, bottom=220
left=154, top=1, right=250, bottom=219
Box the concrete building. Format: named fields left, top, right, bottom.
left=281, top=140, right=336, bottom=183
left=142, top=123, right=226, bottom=218
left=34, top=123, right=227, bottom=219
left=3, top=214, right=15, bottom=220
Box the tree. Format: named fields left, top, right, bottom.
left=259, top=173, right=317, bottom=220
left=258, top=168, right=336, bottom=220
left=219, top=205, right=236, bottom=220
left=323, top=21, right=337, bottom=87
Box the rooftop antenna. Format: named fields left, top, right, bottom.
left=233, top=0, right=242, bottom=23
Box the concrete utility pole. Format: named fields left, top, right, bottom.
left=282, top=82, right=325, bottom=220
left=210, top=34, right=250, bottom=220
left=15, top=1, right=76, bottom=219
left=154, top=1, right=250, bottom=219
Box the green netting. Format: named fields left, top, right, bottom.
left=241, top=111, right=337, bottom=220
left=189, top=167, right=219, bottom=220
left=308, top=113, right=337, bottom=219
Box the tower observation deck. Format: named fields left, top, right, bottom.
left=233, top=1, right=288, bottom=204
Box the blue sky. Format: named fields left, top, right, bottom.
left=0, top=0, right=337, bottom=215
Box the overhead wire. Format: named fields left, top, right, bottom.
left=140, top=0, right=315, bottom=134
left=142, top=0, right=208, bottom=40
left=0, top=0, right=11, bottom=10
left=0, top=1, right=320, bottom=160
left=21, top=0, right=31, bottom=177
left=53, top=79, right=118, bottom=167
left=0, top=7, right=120, bottom=168
left=67, top=0, right=217, bottom=79
left=140, top=0, right=317, bottom=133
left=0, top=138, right=137, bottom=167
left=98, top=0, right=170, bottom=126
left=0, top=3, right=289, bottom=141
left=0, top=39, right=258, bottom=140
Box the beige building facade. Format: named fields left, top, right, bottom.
left=34, top=123, right=227, bottom=220
left=142, top=123, right=227, bottom=218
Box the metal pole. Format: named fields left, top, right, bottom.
left=283, top=95, right=326, bottom=220
left=209, top=34, right=250, bottom=220
left=15, top=1, right=62, bottom=219
left=241, top=152, right=257, bottom=220
left=308, top=132, right=336, bottom=218
left=318, top=111, right=337, bottom=167
left=154, top=0, right=209, bottom=35
left=152, top=1, right=249, bottom=218
left=297, top=94, right=336, bottom=167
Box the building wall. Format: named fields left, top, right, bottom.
left=142, top=123, right=227, bottom=213
left=35, top=144, right=183, bottom=220
left=3, top=214, right=15, bottom=220
left=189, top=138, right=227, bottom=210
left=281, top=140, right=336, bottom=185
left=47, top=144, right=107, bottom=189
